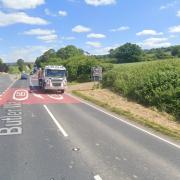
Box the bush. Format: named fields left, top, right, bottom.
left=64, top=56, right=113, bottom=82
left=102, top=59, right=180, bottom=120
left=8, top=66, right=20, bottom=74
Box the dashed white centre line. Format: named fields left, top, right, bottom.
left=94, top=175, right=103, bottom=180
left=43, top=105, right=68, bottom=137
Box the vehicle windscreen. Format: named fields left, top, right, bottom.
left=45, top=69, right=66, bottom=78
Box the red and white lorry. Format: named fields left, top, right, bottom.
left=38, top=65, right=67, bottom=93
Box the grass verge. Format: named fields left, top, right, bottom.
left=72, top=90, right=180, bottom=140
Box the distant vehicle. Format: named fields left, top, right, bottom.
left=30, top=71, right=33, bottom=75
left=21, top=72, right=28, bottom=80
left=38, top=65, right=68, bottom=93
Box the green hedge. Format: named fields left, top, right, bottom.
left=40, top=55, right=113, bottom=82
left=64, top=56, right=113, bottom=82
left=102, top=59, right=180, bottom=120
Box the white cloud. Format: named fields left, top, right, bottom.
left=3, top=45, right=51, bottom=62
left=44, top=8, right=56, bottom=17
left=1, top=0, right=45, bottom=10
left=24, top=28, right=57, bottom=43
left=72, top=25, right=91, bottom=33
left=136, top=29, right=163, bottom=36
left=87, top=33, right=106, bottom=38
left=61, top=36, right=76, bottom=40
left=86, top=41, right=102, bottom=48
left=169, top=34, right=177, bottom=38
left=24, top=28, right=55, bottom=36
left=160, top=1, right=177, bottom=10
left=0, top=11, right=48, bottom=27
left=176, top=10, right=180, bottom=17
left=169, top=25, right=180, bottom=33
left=88, top=44, right=120, bottom=55
left=58, top=10, right=68, bottom=16
left=37, top=34, right=58, bottom=43
left=139, top=37, right=171, bottom=49
left=110, top=26, right=130, bottom=32
left=85, top=0, right=116, bottom=6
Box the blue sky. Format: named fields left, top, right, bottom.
left=0, top=0, right=179, bottom=62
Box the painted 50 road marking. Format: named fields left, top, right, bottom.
left=13, top=89, right=29, bottom=101
left=48, top=94, right=63, bottom=100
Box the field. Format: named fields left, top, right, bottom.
left=102, top=59, right=180, bottom=120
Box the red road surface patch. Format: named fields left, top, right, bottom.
left=0, top=88, right=79, bottom=105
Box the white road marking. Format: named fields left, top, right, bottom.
left=0, top=102, right=22, bottom=136
left=94, top=175, right=102, bottom=180
left=43, top=105, right=68, bottom=137
left=68, top=93, right=180, bottom=150
left=0, top=77, right=18, bottom=96
left=48, top=94, right=63, bottom=100
left=33, top=93, right=44, bottom=99
left=13, top=89, right=29, bottom=101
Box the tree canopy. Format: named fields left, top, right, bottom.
left=56, top=45, right=84, bottom=60
left=110, top=43, right=143, bottom=63
left=17, top=59, right=25, bottom=72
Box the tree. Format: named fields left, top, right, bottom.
left=0, top=63, right=9, bottom=72
left=0, top=59, right=9, bottom=72
left=171, top=46, right=180, bottom=57
left=154, top=49, right=172, bottom=59
left=110, top=43, right=143, bottom=63
left=0, top=58, right=2, bottom=65
left=17, top=59, right=24, bottom=72
left=35, top=49, right=58, bottom=67
left=56, top=45, right=84, bottom=60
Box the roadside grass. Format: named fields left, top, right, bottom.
left=68, top=81, right=79, bottom=85
left=72, top=90, right=180, bottom=140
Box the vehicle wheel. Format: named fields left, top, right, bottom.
left=42, top=83, right=46, bottom=93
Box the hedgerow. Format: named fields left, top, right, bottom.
left=102, top=59, right=180, bottom=120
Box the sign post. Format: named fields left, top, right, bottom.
left=91, top=67, right=102, bottom=87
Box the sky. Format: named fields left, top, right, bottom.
left=0, top=0, right=179, bottom=62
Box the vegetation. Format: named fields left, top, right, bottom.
left=102, top=59, right=180, bottom=120
left=16, top=59, right=25, bottom=72
left=73, top=90, right=180, bottom=139
left=8, top=65, right=20, bottom=74
left=102, top=44, right=180, bottom=63
left=35, top=45, right=113, bottom=82
left=109, top=43, right=144, bottom=63
left=0, top=58, right=9, bottom=72
left=33, top=44, right=180, bottom=120
left=56, top=45, right=84, bottom=59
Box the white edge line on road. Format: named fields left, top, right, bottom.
left=0, top=76, right=18, bottom=96
left=94, top=175, right=102, bottom=180
left=67, top=93, right=180, bottom=150
left=43, top=105, right=68, bottom=137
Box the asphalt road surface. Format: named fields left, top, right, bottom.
left=0, top=75, right=180, bottom=180
left=0, top=74, right=15, bottom=95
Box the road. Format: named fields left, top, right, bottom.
left=0, top=75, right=180, bottom=180
left=0, top=74, right=16, bottom=96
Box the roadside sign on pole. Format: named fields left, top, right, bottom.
left=91, top=67, right=102, bottom=81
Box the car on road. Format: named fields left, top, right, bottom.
left=21, top=72, right=28, bottom=80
